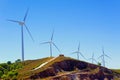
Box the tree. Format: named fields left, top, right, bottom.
left=0, top=59, right=22, bottom=79
left=7, top=61, right=12, bottom=65
left=0, top=63, right=9, bottom=70
left=0, top=71, right=3, bottom=78
left=97, top=62, right=101, bottom=66
left=0, top=66, right=4, bottom=72
left=15, top=59, right=21, bottom=63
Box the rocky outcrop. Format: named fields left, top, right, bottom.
left=51, top=73, right=113, bottom=80
left=51, top=68, right=113, bottom=80
left=29, top=59, right=115, bottom=80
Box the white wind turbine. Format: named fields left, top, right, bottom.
left=7, top=9, right=34, bottom=61
left=98, top=47, right=111, bottom=67
left=41, top=30, right=61, bottom=57
left=71, top=42, right=86, bottom=60
left=88, top=53, right=97, bottom=64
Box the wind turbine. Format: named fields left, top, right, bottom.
left=98, top=47, right=111, bottom=67
left=71, top=42, right=86, bottom=60
left=7, top=9, right=34, bottom=61
left=88, top=53, right=97, bottom=64
left=41, top=30, right=61, bottom=57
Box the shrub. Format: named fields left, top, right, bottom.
left=0, top=71, right=3, bottom=78
left=7, top=61, right=12, bottom=65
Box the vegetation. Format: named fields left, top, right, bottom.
left=97, top=62, right=101, bottom=66
left=0, top=57, right=53, bottom=79
left=0, top=59, right=22, bottom=79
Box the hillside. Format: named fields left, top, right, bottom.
left=17, top=55, right=120, bottom=80
left=17, top=57, right=53, bottom=79
left=0, top=55, right=120, bottom=80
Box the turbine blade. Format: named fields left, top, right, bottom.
left=40, top=42, right=50, bottom=44
left=7, top=19, right=20, bottom=23
left=79, top=52, right=86, bottom=60
left=105, top=54, right=111, bottom=59
left=98, top=55, right=103, bottom=59
left=51, top=30, right=54, bottom=41
left=52, top=42, right=61, bottom=53
left=23, top=8, right=29, bottom=22
left=24, top=24, right=34, bottom=42
left=70, top=51, right=77, bottom=54
left=93, top=59, right=98, bottom=63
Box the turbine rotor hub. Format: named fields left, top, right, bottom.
left=19, top=22, right=24, bottom=26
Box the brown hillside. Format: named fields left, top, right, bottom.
left=17, top=55, right=120, bottom=80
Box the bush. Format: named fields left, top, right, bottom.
left=7, top=70, right=18, bottom=79
left=15, top=59, right=21, bottom=63
left=8, top=71, right=14, bottom=78
left=0, top=59, right=22, bottom=79
left=0, top=71, right=3, bottom=78
left=7, top=61, right=12, bottom=65
left=97, top=62, right=101, bottom=66
left=0, top=66, right=4, bottom=72
left=1, top=74, right=8, bottom=79
left=0, top=63, right=9, bottom=70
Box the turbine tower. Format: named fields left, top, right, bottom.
left=98, top=47, right=111, bottom=67
left=41, top=30, right=61, bottom=57
left=71, top=42, right=86, bottom=60
left=89, top=53, right=97, bottom=64
left=7, top=9, right=34, bottom=61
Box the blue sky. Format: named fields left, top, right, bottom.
left=0, top=0, right=120, bottom=69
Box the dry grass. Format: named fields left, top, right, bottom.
left=17, top=57, right=53, bottom=79
left=16, top=56, right=120, bottom=79
left=17, top=56, right=72, bottom=79
left=112, top=69, right=120, bottom=74
left=30, top=56, right=72, bottom=74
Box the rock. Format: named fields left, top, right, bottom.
left=29, top=59, right=114, bottom=80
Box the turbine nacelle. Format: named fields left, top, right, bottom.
left=18, top=21, right=25, bottom=26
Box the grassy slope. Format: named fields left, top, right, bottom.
left=17, top=57, right=53, bottom=79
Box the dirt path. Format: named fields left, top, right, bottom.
left=32, top=57, right=57, bottom=71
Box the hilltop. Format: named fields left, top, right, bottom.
left=0, top=55, right=120, bottom=80
left=18, top=55, right=120, bottom=80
